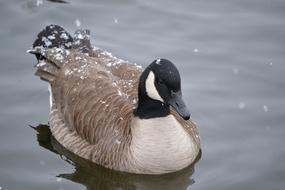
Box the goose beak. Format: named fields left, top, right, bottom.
left=168, top=91, right=191, bottom=120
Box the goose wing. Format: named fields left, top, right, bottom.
left=44, top=48, right=142, bottom=145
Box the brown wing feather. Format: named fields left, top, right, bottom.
left=52, top=50, right=140, bottom=145
left=45, top=49, right=142, bottom=170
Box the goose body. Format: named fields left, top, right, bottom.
left=29, top=25, right=200, bottom=174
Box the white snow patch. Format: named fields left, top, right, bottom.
left=101, top=51, right=113, bottom=57
left=65, top=42, right=72, bottom=48
left=100, top=100, right=106, bottom=104
left=60, top=33, right=69, bottom=40
left=37, top=60, right=46, bottom=67
left=41, top=37, right=52, bottom=47
left=65, top=69, right=74, bottom=75
left=56, top=177, right=62, bottom=182
left=135, top=64, right=142, bottom=69
left=55, top=53, right=63, bottom=60
left=77, top=33, right=83, bottom=39
left=115, top=139, right=121, bottom=145
left=75, top=56, right=82, bottom=60
left=155, top=59, right=161, bottom=65
left=48, top=35, right=55, bottom=40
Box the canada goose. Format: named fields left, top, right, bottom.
left=29, top=25, right=200, bottom=174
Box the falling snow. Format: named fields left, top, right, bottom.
left=263, top=105, right=268, bottom=112
left=239, top=102, right=245, bottom=109
left=36, top=0, right=43, bottom=7
left=233, top=68, right=239, bottom=75
left=39, top=160, right=46, bottom=166
left=193, top=48, right=199, bottom=53
left=75, top=19, right=81, bottom=27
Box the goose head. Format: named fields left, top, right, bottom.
left=134, top=59, right=190, bottom=120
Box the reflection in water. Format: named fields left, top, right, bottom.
left=24, top=0, right=68, bottom=11
left=32, top=124, right=201, bottom=190
left=46, top=0, right=68, bottom=3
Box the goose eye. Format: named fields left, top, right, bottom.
left=157, top=79, right=164, bottom=85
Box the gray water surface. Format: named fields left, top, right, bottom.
left=0, top=0, right=285, bottom=190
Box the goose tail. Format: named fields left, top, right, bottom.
left=28, top=24, right=92, bottom=82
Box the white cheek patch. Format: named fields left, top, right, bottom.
left=145, top=71, right=164, bottom=102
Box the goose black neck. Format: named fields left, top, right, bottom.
left=133, top=66, right=171, bottom=119
left=134, top=97, right=170, bottom=119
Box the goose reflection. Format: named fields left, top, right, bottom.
left=46, top=0, right=68, bottom=3
left=32, top=124, right=201, bottom=190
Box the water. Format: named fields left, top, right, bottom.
left=0, top=0, right=285, bottom=189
